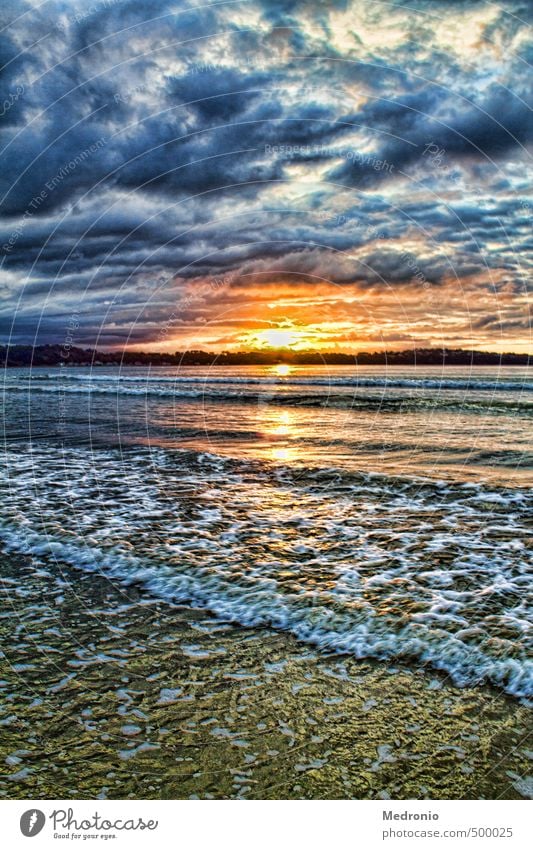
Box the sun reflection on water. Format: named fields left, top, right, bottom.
left=271, top=409, right=292, bottom=437
left=271, top=446, right=297, bottom=463
left=271, top=363, right=292, bottom=377
left=260, top=408, right=299, bottom=463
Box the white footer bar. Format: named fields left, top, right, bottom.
left=2, top=799, right=530, bottom=849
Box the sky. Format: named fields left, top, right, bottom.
left=0, top=0, right=531, bottom=353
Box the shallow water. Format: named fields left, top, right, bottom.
left=0, top=554, right=531, bottom=800
left=3, top=365, right=532, bottom=483
left=1, top=365, right=532, bottom=701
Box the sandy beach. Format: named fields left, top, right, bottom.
left=1, top=552, right=530, bottom=801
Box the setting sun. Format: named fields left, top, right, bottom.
left=260, top=328, right=300, bottom=348
left=272, top=364, right=291, bottom=377
left=243, top=326, right=312, bottom=350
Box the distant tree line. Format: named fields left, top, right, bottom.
left=0, top=344, right=530, bottom=367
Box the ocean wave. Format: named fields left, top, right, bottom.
left=4, top=382, right=532, bottom=415
left=19, top=372, right=533, bottom=393
left=0, top=444, right=531, bottom=699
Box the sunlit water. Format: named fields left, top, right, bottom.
left=1, top=365, right=532, bottom=698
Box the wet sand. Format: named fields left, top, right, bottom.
left=0, top=552, right=531, bottom=800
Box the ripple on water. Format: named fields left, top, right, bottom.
left=0, top=445, right=531, bottom=699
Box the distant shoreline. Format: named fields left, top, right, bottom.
left=1, top=344, right=530, bottom=367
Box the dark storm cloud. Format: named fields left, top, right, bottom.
left=328, top=85, right=533, bottom=190
left=0, top=0, right=531, bottom=348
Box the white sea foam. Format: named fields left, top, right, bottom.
left=0, top=444, right=531, bottom=699
left=19, top=371, right=533, bottom=393
left=5, top=382, right=532, bottom=417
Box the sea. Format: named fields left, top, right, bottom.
left=1, top=364, right=532, bottom=701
